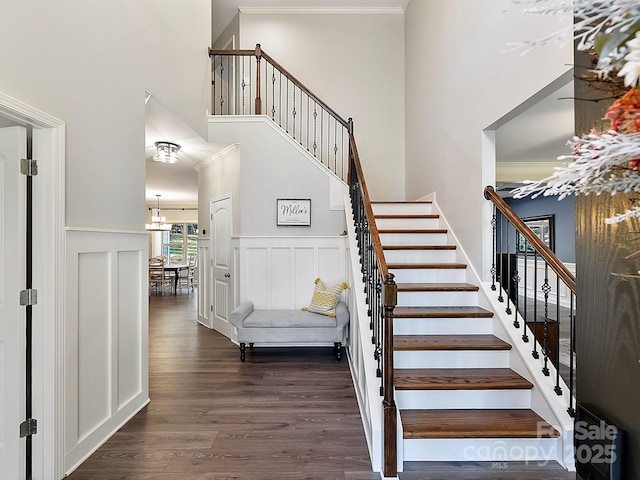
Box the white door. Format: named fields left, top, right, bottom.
left=0, top=126, right=27, bottom=480
left=211, top=197, right=234, bottom=337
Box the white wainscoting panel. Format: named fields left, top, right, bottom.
left=239, top=236, right=347, bottom=310
left=197, top=240, right=210, bottom=327
left=64, top=229, right=148, bottom=474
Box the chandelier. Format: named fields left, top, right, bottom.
left=145, top=194, right=172, bottom=231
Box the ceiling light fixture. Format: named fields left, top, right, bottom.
left=153, top=141, right=181, bottom=163
left=145, top=194, right=172, bottom=231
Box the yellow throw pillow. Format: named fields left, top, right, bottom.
left=302, top=278, right=348, bottom=317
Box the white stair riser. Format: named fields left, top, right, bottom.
left=372, top=203, right=433, bottom=215
left=379, top=232, right=448, bottom=245
left=375, top=218, right=440, bottom=229
left=383, top=249, right=456, bottom=264
left=397, top=290, right=478, bottom=306
left=395, top=389, right=532, bottom=410
left=394, top=317, right=493, bottom=335
left=402, top=437, right=561, bottom=462
left=395, top=350, right=510, bottom=369
left=390, top=268, right=466, bottom=284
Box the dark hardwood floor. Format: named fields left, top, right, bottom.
left=66, top=290, right=576, bottom=480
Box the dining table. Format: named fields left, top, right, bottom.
left=163, top=263, right=190, bottom=294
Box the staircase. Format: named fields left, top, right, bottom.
left=372, top=200, right=562, bottom=467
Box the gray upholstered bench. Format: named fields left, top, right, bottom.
left=229, top=300, right=349, bottom=361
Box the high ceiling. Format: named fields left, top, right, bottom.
left=146, top=0, right=575, bottom=205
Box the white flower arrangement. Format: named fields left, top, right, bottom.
left=509, top=0, right=640, bottom=224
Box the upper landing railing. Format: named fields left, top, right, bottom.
left=209, top=44, right=349, bottom=183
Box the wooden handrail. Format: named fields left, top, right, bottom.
left=208, top=48, right=256, bottom=56
left=484, top=185, right=576, bottom=294
left=261, top=49, right=349, bottom=129
left=348, top=129, right=388, bottom=279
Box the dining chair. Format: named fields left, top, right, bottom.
left=178, top=256, right=196, bottom=292
left=149, top=257, right=172, bottom=295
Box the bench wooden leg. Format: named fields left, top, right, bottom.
left=334, top=342, right=342, bottom=361
left=240, top=343, right=246, bottom=362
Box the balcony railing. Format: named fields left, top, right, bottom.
left=209, top=44, right=349, bottom=183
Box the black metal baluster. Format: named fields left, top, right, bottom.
left=240, top=57, right=246, bottom=114
left=292, top=85, right=296, bottom=139
left=554, top=275, right=562, bottom=395
left=505, top=223, right=512, bottom=315
left=497, top=213, right=505, bottom=302
left=285, top=80, right=289, bottom=133
left=491, top=210, right=497, bottom=291
left=227, top=55, right=233, bottom=115
left=212, top=55, right=217, bottom=114
left=532, top=253, right=539, bottom=359
left=271, top=64, right=276, bottom=121
left=522, top=240, right=529, bottom=343
left=313, top=102, right=318, bottom=157
left=218, top=59, right=225, bottom=114
left=512, top=252, right=520, bottom=328
left=541, top=263, right=551, bottom=376
left=336, top=120, right=338, bottom=171
left=568, top=293, right=576, bottom=416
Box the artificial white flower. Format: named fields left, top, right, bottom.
left=619, top=32, right=640, bottom=87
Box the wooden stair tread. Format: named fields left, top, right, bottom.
left=400, top=409, right=560, bottom=439
left=372, top=201, right=432, bottom=204
left=378, top=228, right=447, bottom=234
left=394, top=334, right=510, bottom=351
left=394, top=368, right=533, bottom=390
left=388, top=263, right=467, bottom=269
left=397, top=283, right=479, bottom=292
left=383, top=245, right=456, bottom=250
left=375, top=214, right=439, bottom=219
left=394, top=306, right=492, bottom=318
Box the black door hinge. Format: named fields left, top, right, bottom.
left=20, top=418, right=37, bottom=438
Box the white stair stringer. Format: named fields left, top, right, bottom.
left=371, top=199, right=575, bottom=472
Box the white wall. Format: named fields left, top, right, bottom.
left=404, top=0, right=572, bottom=272
left=238, top=9, right=406, bottom=200
left=0, top=0, right=211, bottom=475
left=208, top=116, right=347, bottom=236
left=0, top=0, right=210, bottom=230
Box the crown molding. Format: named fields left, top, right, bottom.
left=238, top=6, right=404, bottom=15
left=496, top=161, right=565, bottom=182
left=194, top=143, right=240, bottom=171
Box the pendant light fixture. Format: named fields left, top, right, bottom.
left=145, top=194, right=172, bottom=231
left=153, top=141, right=181, bottom=163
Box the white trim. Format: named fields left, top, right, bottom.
left=0, top=90, right=66, bottom=479
left=65, top=226, right=149, bottom=236
left=194, top=143, right=239, bottom=172
left=239, top=6, right=405, bottom=15
left=208, top=115, right=347, bottom=185
left=496, top=161, right=566, bottom=182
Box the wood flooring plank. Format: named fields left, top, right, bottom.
left=65, top=290, right=571, bottom=480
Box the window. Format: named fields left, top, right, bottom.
left=162, top=223, right=198, bottom=264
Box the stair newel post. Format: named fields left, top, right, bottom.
left=347, top=118, right=354, bottom=185
left=382, top=273, right=397, bottom=478
left=254, top=44, right=262, bottom=115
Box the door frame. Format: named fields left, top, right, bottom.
left=0, top=91, right=65, bottom=479
left=209, top=194, right=234, bottom=338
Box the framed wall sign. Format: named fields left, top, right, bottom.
left=277, top=198, right=311, bottom=226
